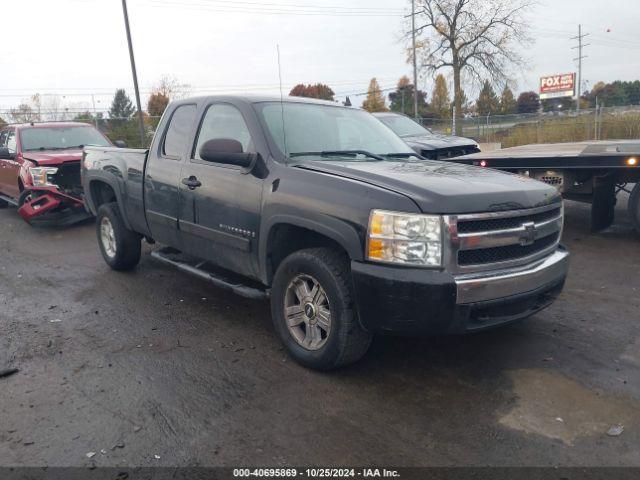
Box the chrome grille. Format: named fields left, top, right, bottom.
left=444, top=203, right=564, bottom=273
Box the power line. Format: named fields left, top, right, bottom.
left=140, top=0, right=404, bottom=16
left=147, top=0, right=404, bottom=11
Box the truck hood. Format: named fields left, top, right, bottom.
left=403, top=133, right=478, bottom=151
left=22, top=150, right=83, bottom=166
left=293, top=160, right=560, bottom=214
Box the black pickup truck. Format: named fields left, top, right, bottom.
left=82, top=95, right=569, bottom=370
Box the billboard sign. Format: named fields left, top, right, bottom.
left=539, top=73, right=575, bottom=99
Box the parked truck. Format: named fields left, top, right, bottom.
left=82, top=95, right=569, bottom=370
left=450, top=141, right=640, bottom=233
left=0, top=122, right=113, bottom=225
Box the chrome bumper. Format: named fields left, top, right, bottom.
left=454, top=248, right=569, bottom=304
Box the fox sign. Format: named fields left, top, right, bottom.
left=539, top=73, right=575, bottom=99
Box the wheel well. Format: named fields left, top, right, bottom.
left=90, top=181, right=117, bottom=209
left=267, top=224, right=348, bottom=283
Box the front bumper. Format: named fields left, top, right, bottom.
left=351, top=246, right=569, bottom=335
left=17, top=186, right=90, bottom=226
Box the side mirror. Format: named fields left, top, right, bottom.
left=0, top=147, right=13, bottom=160
left=114, top=140, right=127, bottom=148
left=199, top=138, right=256, bottom=168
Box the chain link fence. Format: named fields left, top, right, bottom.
left=418, top=106, right=640, bottom=147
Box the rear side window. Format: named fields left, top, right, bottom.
left=162, top=104, right=197, bottom=158
left=0, top=130, right=7, bottom=147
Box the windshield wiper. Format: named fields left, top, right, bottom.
left=383, top=152, right=423, bottom=159
left=289, top=150, right=385, bottom=161
left=26, top=145, right=85, bottom=151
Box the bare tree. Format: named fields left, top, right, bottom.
left=153, top=74, right=192, bottom=101
left=9, top=104, right=39, bottom=123
left=411, top=0, right=533, bottom=133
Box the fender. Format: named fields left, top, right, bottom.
left=85, top=172, right=133, bottom=231
left=259, top=212, right=364, bottom=285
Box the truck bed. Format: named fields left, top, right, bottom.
left=82, top=146, right=150, bottom=236
left=452, top=140, right=640, bottom=169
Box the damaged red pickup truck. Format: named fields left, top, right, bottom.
left=0, top=122, right=113, bottom=225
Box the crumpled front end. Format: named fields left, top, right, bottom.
left=18, top=161, right=91, bottom=226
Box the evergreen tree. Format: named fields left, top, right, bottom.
left=109, top=89, right=135, bottom=120
left=362, top=78, right=388, bottom=112
left=476, top=81, right=499, bottom=116
left=389, top=76, right=429, bottom=117
left=499, top=86, right=517, bottom=115
left=430, top=74, right=450, bottom=119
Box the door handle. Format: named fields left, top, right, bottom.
left=181, top=176, right=202, bottom=190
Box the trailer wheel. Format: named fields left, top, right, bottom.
left=96, top=202, right=141, bottom=271
left=629, top=183, right=640, bottom=235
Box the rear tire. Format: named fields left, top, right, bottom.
left=96, top=202, right=141, bottom=271
left=271, top=247, right=372, bottom=370
left=629, top=183, right=640, bottom=235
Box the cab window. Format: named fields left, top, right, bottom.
left=193, top=104, right=253, bottom=161
left=162, top=104, right=197, bottom=158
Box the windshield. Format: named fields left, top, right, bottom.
left=377, top=114, right=432, bottom=137
left=21, top=126, right=111, bottom=151
left=256, top=102, right=414, bottom=160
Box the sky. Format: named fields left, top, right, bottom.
left=1, top=0, right=639, bottom=117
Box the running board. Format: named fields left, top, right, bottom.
left=0, top=194, right=18, bottom=207
left=150, top=247, right=269, bottom=300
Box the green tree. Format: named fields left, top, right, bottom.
left=499, top=86, right=517, bottom=115
left=289, top=83, right=335, bottom=101
left=362, top=78, right=388, bottom=112
left=517, top=91, right=540, bottom=114
left=388, top=76, right=428, bottom=117
left=109, top=89, right=135, bottom=120
left=476, top=80, right=499, bottom=116
left=429, top=74, right=450, bottom=119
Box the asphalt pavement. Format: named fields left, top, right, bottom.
left=0, top=196, right=639, bottom=467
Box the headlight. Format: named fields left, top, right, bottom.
left=29, top=167, right=58, bottom=187
left=367, top=210, right=442, bottom=267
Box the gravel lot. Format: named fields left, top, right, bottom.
left=1, top=196, right=639, bottom=467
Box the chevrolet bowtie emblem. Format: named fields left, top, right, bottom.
left=519, top=221, right=537, bottom=246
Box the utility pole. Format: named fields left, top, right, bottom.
left=121, top=0, right=146, bottom=147
left=571, top=24, right=589, bottom=113
left=411, top=0, right=419, bottom=120
left=91, top=94, right=99, bottom=129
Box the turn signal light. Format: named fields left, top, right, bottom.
left=627, top=157, right=638, bottom=166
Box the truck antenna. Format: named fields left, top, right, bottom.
left=277, top=44, right=288, bottom=159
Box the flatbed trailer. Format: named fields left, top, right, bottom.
left=450, top=140, right=640, bottom=233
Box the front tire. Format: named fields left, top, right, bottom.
left=96, top=202, right=141, bottom=271
left=271, top=248, right=372, bottom=370
left=629, top=183, right=640, bottom=235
